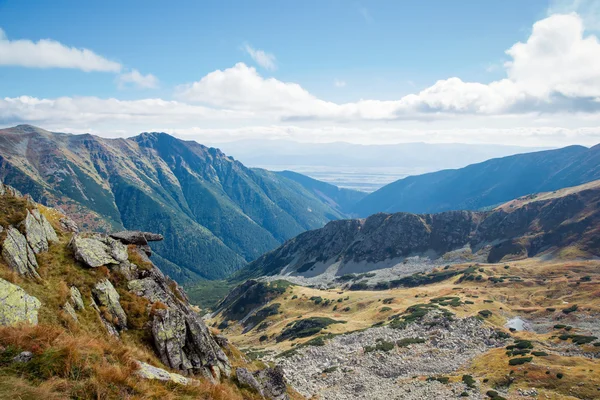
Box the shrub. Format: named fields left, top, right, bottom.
left=322, top=366, right=338, bottom=374
left=478, top=310, right=492, bottom=318
left=259, top=335, right=268, bottom=342
left=546, top=307, right=556, bottom=312
left=508, top=357, right=532, bottom=365
left=462, top=374, right=476, bottom=388
left=382, top=298, right=394, bottom=304
left=380, top=307, right=392, bottom=312
left=426, top=376, right=449, bottom=384
left=532, top=351, right=548, bottom=356
left=562, top=304, right=578, bottom=314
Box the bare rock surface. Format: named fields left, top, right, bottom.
left=276, top=312, right=504, bottom=400
left=0, top=278, right=41, bottom=326
left=2, top=226, right=40, bottom=279
left=110, top=231, right=164, bottom=245
left=92, top=278, right=128, bottom=331
left=23, top=209, right=57, bottom=254
left=135, top=360, right=191, bottom=385
left=237, top=366, right=290, bottom=400
left=70, top=234, right=128, bottom=268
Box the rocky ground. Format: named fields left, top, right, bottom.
left=274, top=311, right=505, bottom=399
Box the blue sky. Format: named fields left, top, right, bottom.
left=1, top=0, right=600, bottom=146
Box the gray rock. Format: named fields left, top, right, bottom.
left=70, top=234, right=128, bottom=268
left=63, top=301, right=78, bottom=322
left=128, top=278, right=172, bottom=305
left=151, top=307, right=231, bottom=380
left=89, top=295, right=120, bottom=337
left=23, top=209, right=57, bottom=254
left=1, top=226, right=40, bottom=279
left=59, top=216, right=79, bottom=233
left=237, top=366, right=289, bottom=400
left=237, top=367, right=264, bottom=396
left=70, top=286, right=85, bottom=310
left=0, top=278, right=41, bottom=326
left=135, top=360, right=191, bottom=385
left=13, top=351, right=33, bottom=363
left=0, top=184, right=22, bottom=197
left=214, top=334, right=229, bottom=348
left=92, top=279, right=127, bottom=330
left=110, top=231, right=164, bottom=246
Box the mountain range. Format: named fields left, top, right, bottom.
left=353, top=144, right=600, bottom=216
left=0, top=125, right=362, bottom=282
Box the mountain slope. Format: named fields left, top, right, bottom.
left=353, top=144, right=600, bottom=216
left=0, top=125, right=353, bottom=281
left=235, top=179, right=600, bottom=281
left=275, top=170, right=367, bottom=214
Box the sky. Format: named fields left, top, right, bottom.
left=1, top=0, right=600, bottom=146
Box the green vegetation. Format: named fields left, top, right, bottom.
left=396, top=337, right=426, bottom=347
left=478, top=310, right=492, bottom=318
left=562, top=304, right=578, bottom=314
left=462, top=374, right=476, bottom=389
left=508, top=357, right=533, bottom=365
left=276, top=317, right=346, bottom=342
left=184, top=279, right=236, bottom=310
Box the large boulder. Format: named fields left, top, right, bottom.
left=110, top=231, right=164, bottom=246
left=70, top=234, right=128, bottom=268
left=0, top=278, right=41, bottom=326
left=23, top=209, right=58, bottom=254
left=92, top=279, right=127, bottom=331
left=236, top=366, right=289, bottom=400
left=1, top=226, right=40, bottom=279
left=151, top=307, right=231, bottom=380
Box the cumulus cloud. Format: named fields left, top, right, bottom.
left=243, top=44, right=277, bottom=70
left=0, top=27, right=121, bottom=72
left=117, top=69, right=159, bottom=89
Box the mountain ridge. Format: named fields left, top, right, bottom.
left=0, top=125, right=362, bottom=282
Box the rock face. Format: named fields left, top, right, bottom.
left=237, top=366, right=289, bottom=400
left=70, top=234, right=128, bottom=268
left=69, top=286, right=85, bottom=310
left=92, top=279, right=128, bottom=331
left=239, top=180, right=600, bottom=280
left=23, top=209, right=58, bottom=254
left=0, top=278, right=41, bottom=326
left=2, top=226, right=40, bottom=279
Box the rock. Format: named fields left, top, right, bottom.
left=0, top=278, right=41, bottom=326
left=236, top=366, right=289, bottom=400
left=92, top=279, right=127, bottom=330
left=1, top=226, right=40, bottom=279
left=214, top=334, right=229, bottom=348
left=70, top=234, right=128, bottom=268
left=128, top=278, right=172, bottom=305
left=22, top=209, right=58, bottom=254
left=110, top=231, right=164, bottom=246
left=135, top=360, right=191, bottom=385
left=237, top=367, right=264, bottom=396
left=63, top=301, right=78, bottom=322
left=152, top=307, right=231, bottom=379
left=70, top=286, right=85, bottom=310
left=59, top=216, right=79, bottom=233
left=12, top=351, right=33, bottom=363
left=89, top=295, right=120, bottom=337
left=0, top=184, right=22, bottom=197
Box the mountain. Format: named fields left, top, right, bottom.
left=275, top=170, right=367, bottom=214
left=210, top=140, right=549, bottom=192
left=0, top=125, right=361, bottom=282
left=0, top=184, right=299, bottom=399
left=234, top=179, right=600, bottom=282
left=353, top=144, right=600, bottom=216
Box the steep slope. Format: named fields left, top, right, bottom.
left=0, top=125, right=348, bottom=281
left=353, top=144, right=600, bottom=216
left=235, top=180, right=600, bottom=282
left=275, top=170, right=367, bottom=214
left=0, top=184, right=301, bottom=400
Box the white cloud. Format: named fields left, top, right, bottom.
left=5, top=13, right=600, bottom=148
left=243, top=44, right=276, bottom=70
left=548, top=0, right=600, bottom=30
left=117, top=69, right=159, bottom=89
left=0, top=27, right=121, bottom=72
left=334, top=79, right=347, bottom=88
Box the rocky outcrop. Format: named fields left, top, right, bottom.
left=1, top=226, right=40, bottom=279
left=70, top=234, right=128, bottom=268
left=0, top=278, right=41, bottom=326
left=92, top=279, right=128, bottom=331
left=135, top=361, right=191, bottom=385
left=110, top=231, right=164, bottom=256
left=237, top=366, right=289, bottom=400
left=22, top=209, right=58, bottom=254
left=70, top=286, right=85, bottom=310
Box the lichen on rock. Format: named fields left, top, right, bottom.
left=1, top=226, right=40, bottom=279
left=0, top=278, right=41, bottom=326
left=70, top=234, right=128, bottom=268
left=92, top=278, right=128, bottom=331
